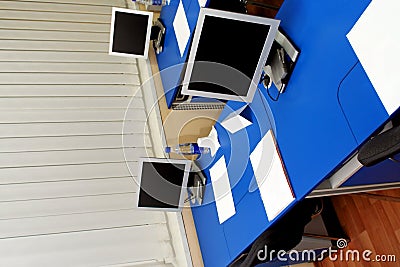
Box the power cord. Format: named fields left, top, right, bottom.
left=184, top=193, right=195, bottom=203
left=266, top=83, right=284, bottom=102
left=260, top=71, right=285, bottom=102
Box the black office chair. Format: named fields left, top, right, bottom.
left=229, top=199, right=322, bottom=267
left=357, top=114, right=400, bottom=167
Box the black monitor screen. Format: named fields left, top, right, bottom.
left=111, top=9, right=150, bottom=56
left=138, top=161, right=187, bottom=209
left=189, top=16, right=271, bottom=96
left=182, top=9, right=279, bottom=102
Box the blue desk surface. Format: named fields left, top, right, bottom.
left=156, top=0, right=202, bottom=107
left=189, top=0, right=396, bottom=266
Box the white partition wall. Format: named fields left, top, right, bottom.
left=0, top=1, right=190, bottom=266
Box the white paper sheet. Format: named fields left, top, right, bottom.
left=173, top=1, right=191, bottom=57
left=197, top=126, right=220, bottom=156
left=250, top=130, right=295, bottom=221
left=221, top=115, right=252, bottom=134
left=221, top=105, right=252, bottom=133
left=209, top=156, right=236, bottom=224
left=347, top=0, right=400, bottom=115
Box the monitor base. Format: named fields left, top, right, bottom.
left=263, top=29, right=300, bottom=94
left=151, top=19, right=166, bottom=54
left=187, top=163, right=207, bottom=205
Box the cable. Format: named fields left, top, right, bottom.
left=259, top=72, right=278, bottom=101
left=266, top=83, right=284, bottom=102
left=259, top=70, right=284, bottom=102
left=185, top=188, right=195, bottom=203
left=184, top=196, right=195, bottom=203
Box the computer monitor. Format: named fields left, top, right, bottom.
left=181, top=8, right=280, bottom=103
left=109, top=7, right=153, bottom=59
left=136, top=158, right=191, bottom=211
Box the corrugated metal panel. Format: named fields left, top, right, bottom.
left=0, top=84, right=142, bottom=96
left=0, top=1, right=183, bottom=266
left=0, top=226, right=174, bottom=266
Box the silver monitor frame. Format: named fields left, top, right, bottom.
left=181, top=8, right=280, bottom=103
left=109, top=7, right=153, bottom=59
left=136, top=157, right=192, bottom=212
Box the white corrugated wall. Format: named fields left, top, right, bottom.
left=0, top=0, right=189, bottom=266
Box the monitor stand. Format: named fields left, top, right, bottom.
left=150, top=19, right=166, bottom=54
left=263, top=29, right=300, bottom=93
left=187, top=162, right=206, bottom=205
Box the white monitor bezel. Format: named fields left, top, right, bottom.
left=181, top=8, right=280, bottom=103
left=136, top=157, right=192, bottom=212
left=109, top=7, right=153, bottom=59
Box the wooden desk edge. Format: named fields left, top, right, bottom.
left=148, top=49, right=205, bottom=267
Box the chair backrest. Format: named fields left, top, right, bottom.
left=229, top=200, right=317, bottom=267
left=358, top=116, right=400, bottom=167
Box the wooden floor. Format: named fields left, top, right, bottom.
left=315, top=189, right=400, bottom=267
